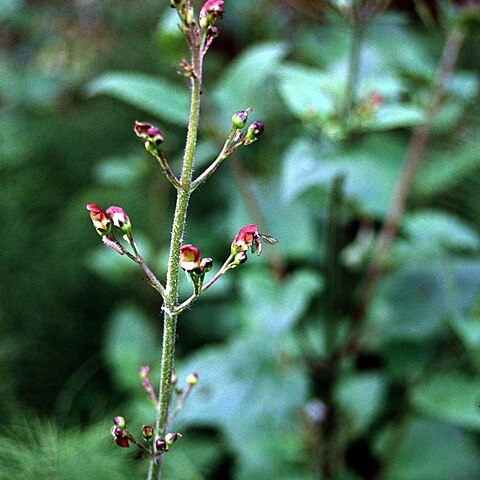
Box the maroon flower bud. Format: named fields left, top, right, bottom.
left=111, top=426, right=130, bottom=448
left=113, top=416, right=126, bottom=428
left=180, top=244, right=201, bottom=271
left=244, top=121, right=264, bottom=145
left=199, top=0, right=224, bottom=28
left=86, top=203, right=112, bottom=236
left=155, top=438, right=168, bottom=452
left=186, top=371, right=198, bottom=386
left=142, top=425, right=154, bottom=441
left=134, top=121, right=164, bottom=147
left=165, top=432, right=182, bottom=445
left=105, top=206, right=131, bottom=236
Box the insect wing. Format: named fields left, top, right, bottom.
left=259, top=233, right=278, bottom=245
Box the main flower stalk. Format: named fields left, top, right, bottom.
left=150, top=40, right=204, bottom=480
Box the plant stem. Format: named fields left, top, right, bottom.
left=148, top=38, right=204, bottom=480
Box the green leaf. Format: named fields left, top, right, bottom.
left=93, top=154, right=147, bottom=186
left=394, top=210, right=480, bottom=260
left=277, top=63, right=334, bottom=119
left=414, top=136, right=480, bottom=198
left=103, top=304, right=157, bottom=391
left=334, top=372, right=387, bottom=436
left=448, top=314, right=480, bottom=351
left=239, top=268, right=323, bottom=336
left=377, top=260, right=480, bottom=340
left=87, top=72, right=189, bottom=126
left=281, top=136, right=404, bottom=216
left=379, top=417, right=480, bottom=480
left=213, top=42, right=287, bottom=117
left=410, top=373, right=480, bottom=430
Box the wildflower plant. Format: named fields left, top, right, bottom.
left=86, top=1, right=275, bottom=478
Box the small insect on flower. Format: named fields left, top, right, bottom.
left=254, top=231, right=278, bottom=255
left=231, top=224, right=278, bottom=256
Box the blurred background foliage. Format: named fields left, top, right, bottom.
left=1, top=0, right=480, bottom=478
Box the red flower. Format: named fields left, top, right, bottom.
left=180, top=244, right=201, bottom=271
left=231, top=224, right=258, bottom=254
left=86, top=203, right=111, bottom=236
left=199, top=0, right=224, bottom=28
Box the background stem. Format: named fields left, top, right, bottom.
left=330, top=24, right=466, bottom=366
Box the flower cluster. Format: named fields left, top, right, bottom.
left=230, top=109, right=265, bottom=147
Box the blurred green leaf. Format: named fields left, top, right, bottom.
left=281, top=136, right=404, bottom=216
left=104, top=304, right=158, bottom=391
left=334, top=372, right=387, bottom=436
left=379, top=417, right=480, bottom=480
left=410, top=373, right=480, bottom=430
left=377, top=260, right=480, bottom=340
left=277, top=63, right=334, bottom=120
left=363, top=104, right=424, bottom=130
left=87, top=72, right=189, bottom=126
left=93, top=154, right=147, bottom=186
left=448, top=314, right=480, bottom=351
left=213, top=42, right=287, bottom=117
left=239, top=268, right=323, bottom=336
left=177, top=334, right=309, bottom=479
left=394, top=210, right=480, bottom=260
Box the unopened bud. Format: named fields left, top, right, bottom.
left=142, top=425, right=154, bottom=441
left=186, top=371, right=198, bottom=386
left=171, top=369, right=178, bottom=385
left=232, top=251, right=248, bottom=267
left=113, top=416, right=126, bottom=428
left=199, top=257, right=213, bottom=274
left=165, top=432, right=182, bottom=445
left=134, top=121, right=164, bottom=149
left=105, top=206, right=131, bottom=236
left=244, top=121, right=264, bottom=145
left=155, top=438, right=168, bottom=452
left=231, top=109, right=251, bottom=129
